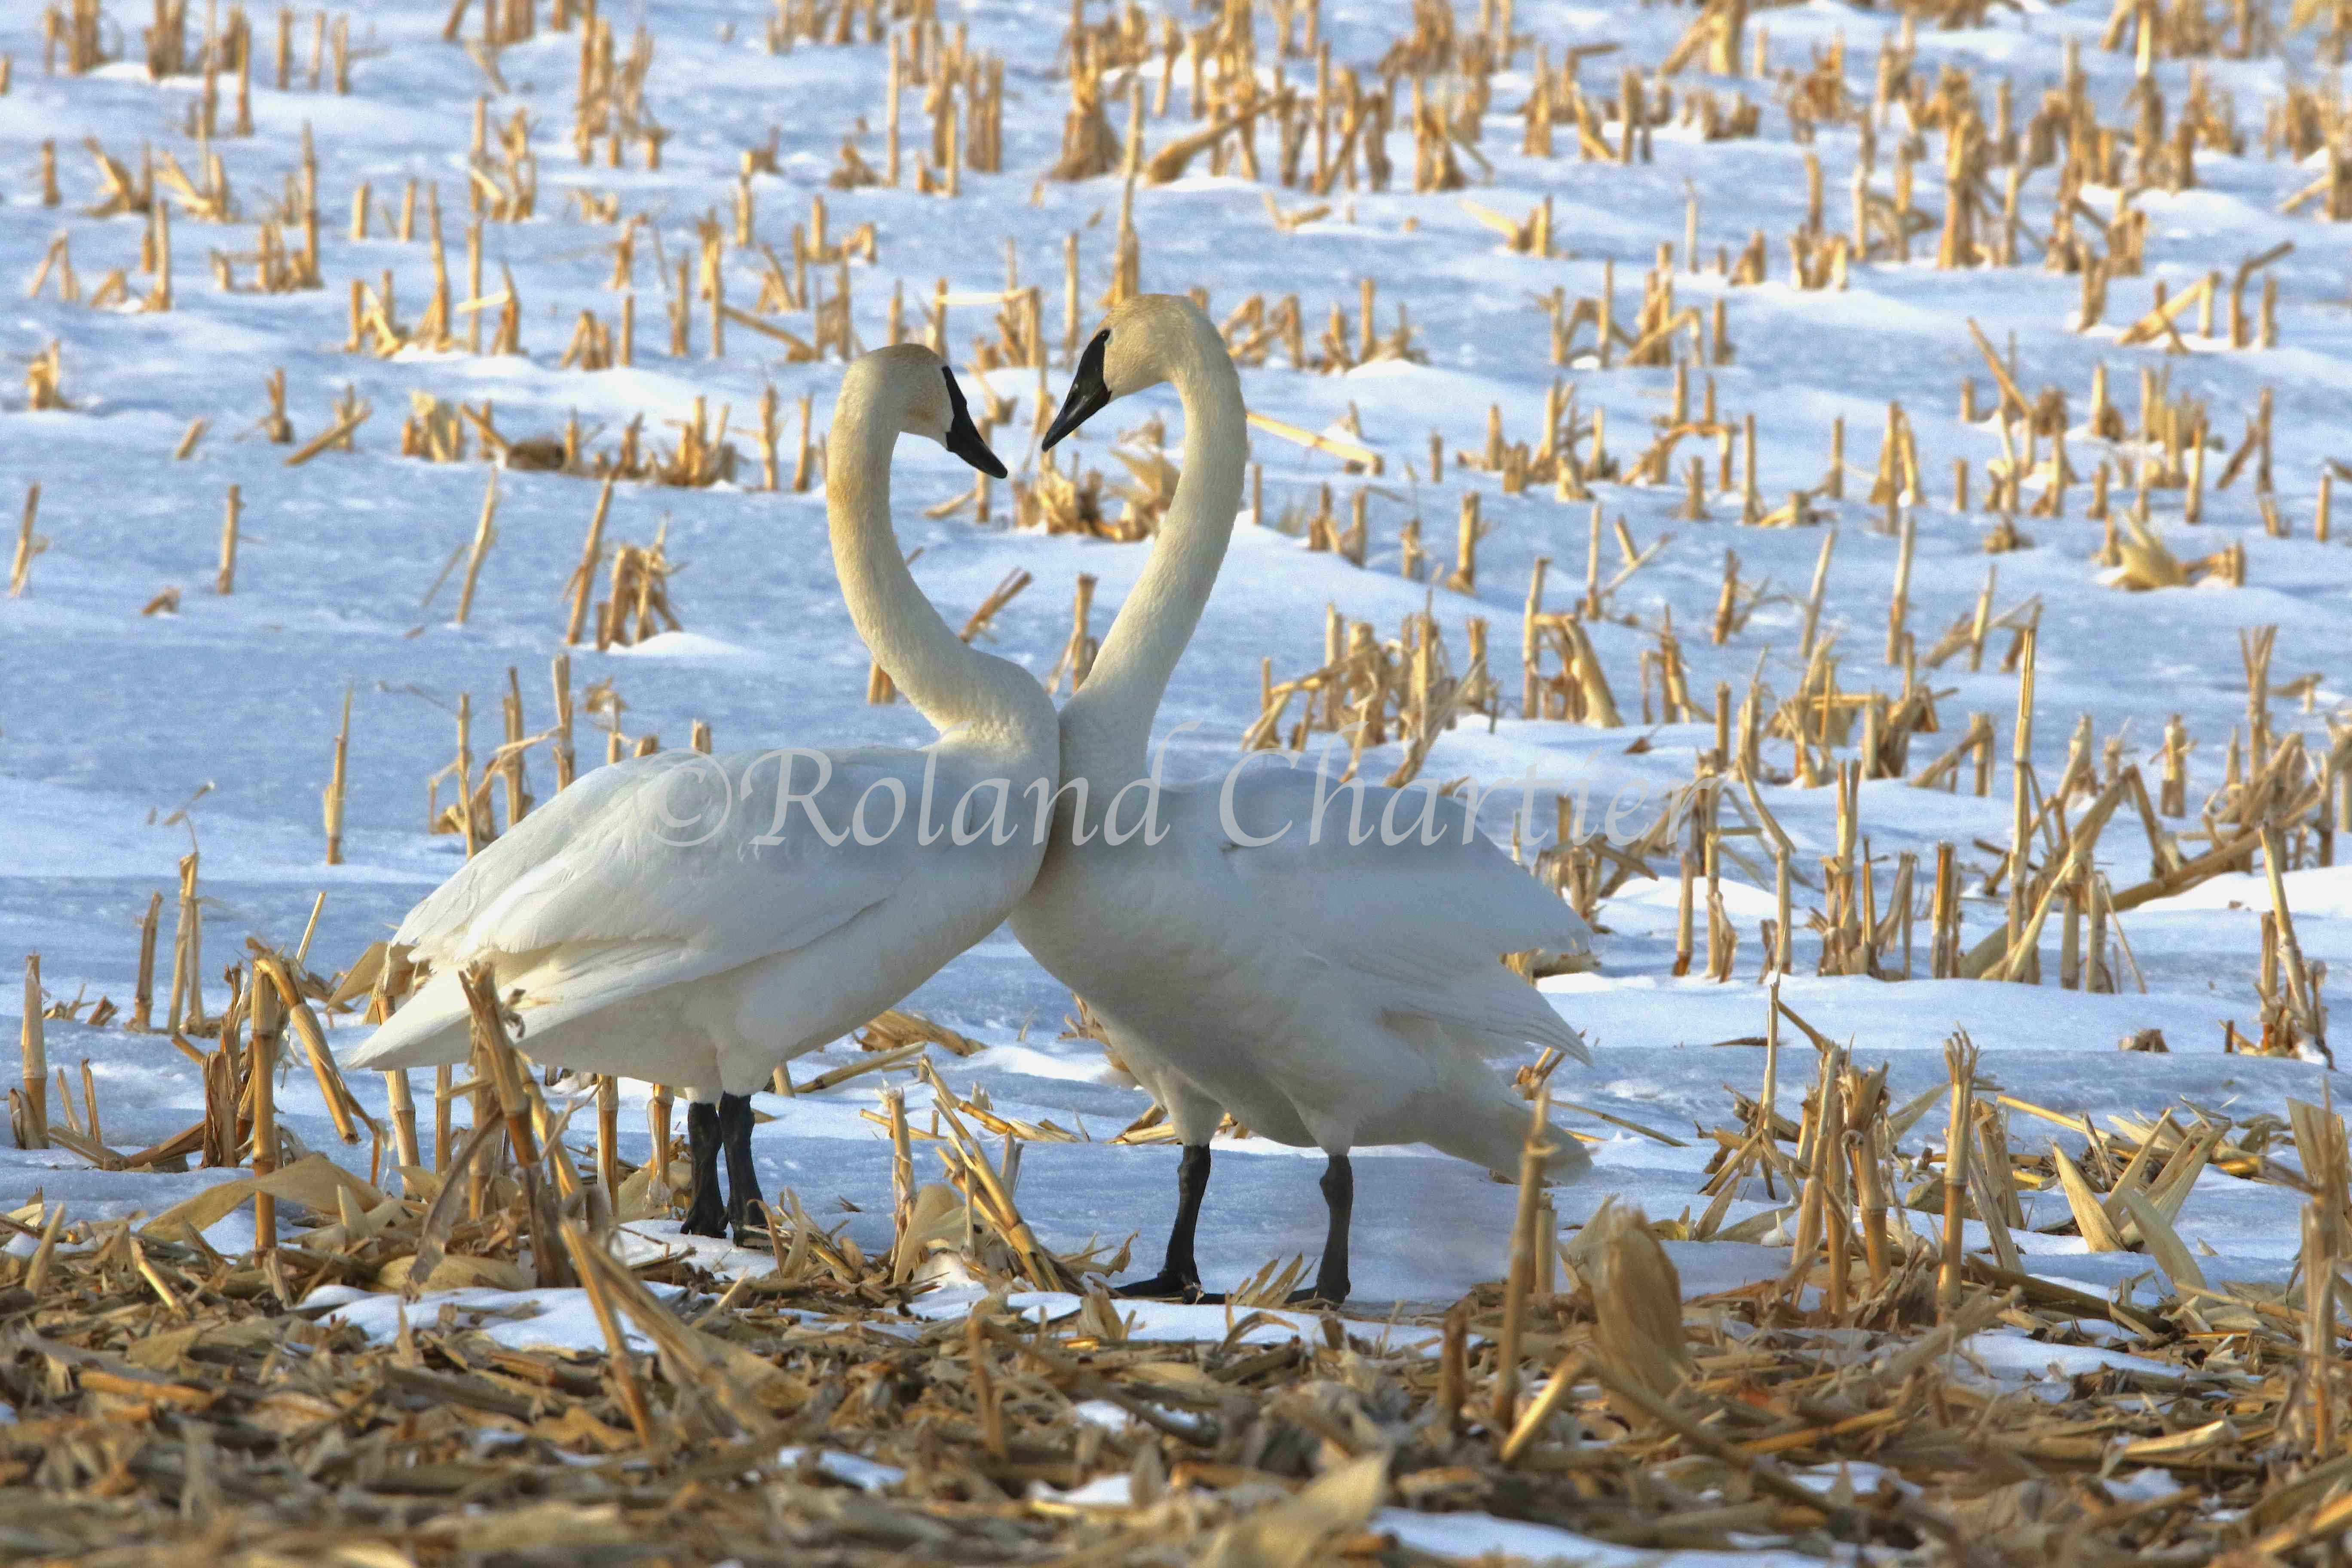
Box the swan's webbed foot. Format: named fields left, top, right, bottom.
left=1115, top=1271, right=1221, bottom=1304
left=1283, top=1283, right=1348, bottom=1308
left=1115, top=1142, right=1218, bottom=1302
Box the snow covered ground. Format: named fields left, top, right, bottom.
left=3, top=0, right=2349, bottom=1349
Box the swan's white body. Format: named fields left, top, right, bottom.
left=1009, top=298, right=1592, bottom=1210
left=346, top=349, right=1057, bottom=1101
left=346, top=740, right=1051, bottom=1093
left=1023, top=766, right=1595, bottom=1175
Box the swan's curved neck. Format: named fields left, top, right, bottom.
left=827, top=409, right=993, bottom=732
left=1062, top=343, right=1247, bottom=787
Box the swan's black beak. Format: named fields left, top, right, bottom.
left=942, top=366, right=1007, bottom=478
left=1042, top=330, right=1112, bottom=451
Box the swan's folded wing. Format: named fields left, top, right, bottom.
left=394, top=760, right=650, bottom=964
left=381, top=747, right=933, bottom=1015
left=1202, top=769, right=1591, bottom=1059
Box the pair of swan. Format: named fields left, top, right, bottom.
left=349, top=298, right=1589, bottom=1301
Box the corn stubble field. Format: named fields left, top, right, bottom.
left=5, top=0, right=2352, bottom=1561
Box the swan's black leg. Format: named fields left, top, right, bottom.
left=680, top=1099, right=727, bottom=1237
left=1287, top=1152, right=1352, bottom=1307
left=719, top=1092, right=767, bottom=1244
left=1117, top=1142, right=1216, bottom=1302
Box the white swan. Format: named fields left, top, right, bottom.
left=1010, top=295, right=1592, bottom=1305
left=345, top=347, right=1057, bottom=1240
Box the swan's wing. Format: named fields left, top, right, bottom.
left=448, top=749, right=928, bottom=958
left=1195, top=766, right=1592, bottom=1060
left=409, top=748, right=930, bottom=965
left=393, top=757, right=648, bottom=962
left=350, top=747, right=939, bottom=1069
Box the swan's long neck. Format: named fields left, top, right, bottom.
left=827, top=408, right=994, bottom=733
left=1061, top=343, right=1247, bottom=788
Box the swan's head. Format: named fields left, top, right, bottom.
left=1042, top=293, right=1221, bottom=450
left=843, top=344, right=1007, bottom=477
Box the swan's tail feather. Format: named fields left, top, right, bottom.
left=341, top=968, right=474, bottom=1072
left=1541, top=1124, right=1595, bottom=1183
left=342, top=938, right=710, bottom=1080
left=1386, top=977, right=1592, bottom=1066
left=1419, top=1087, right=1596, bottom=1184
